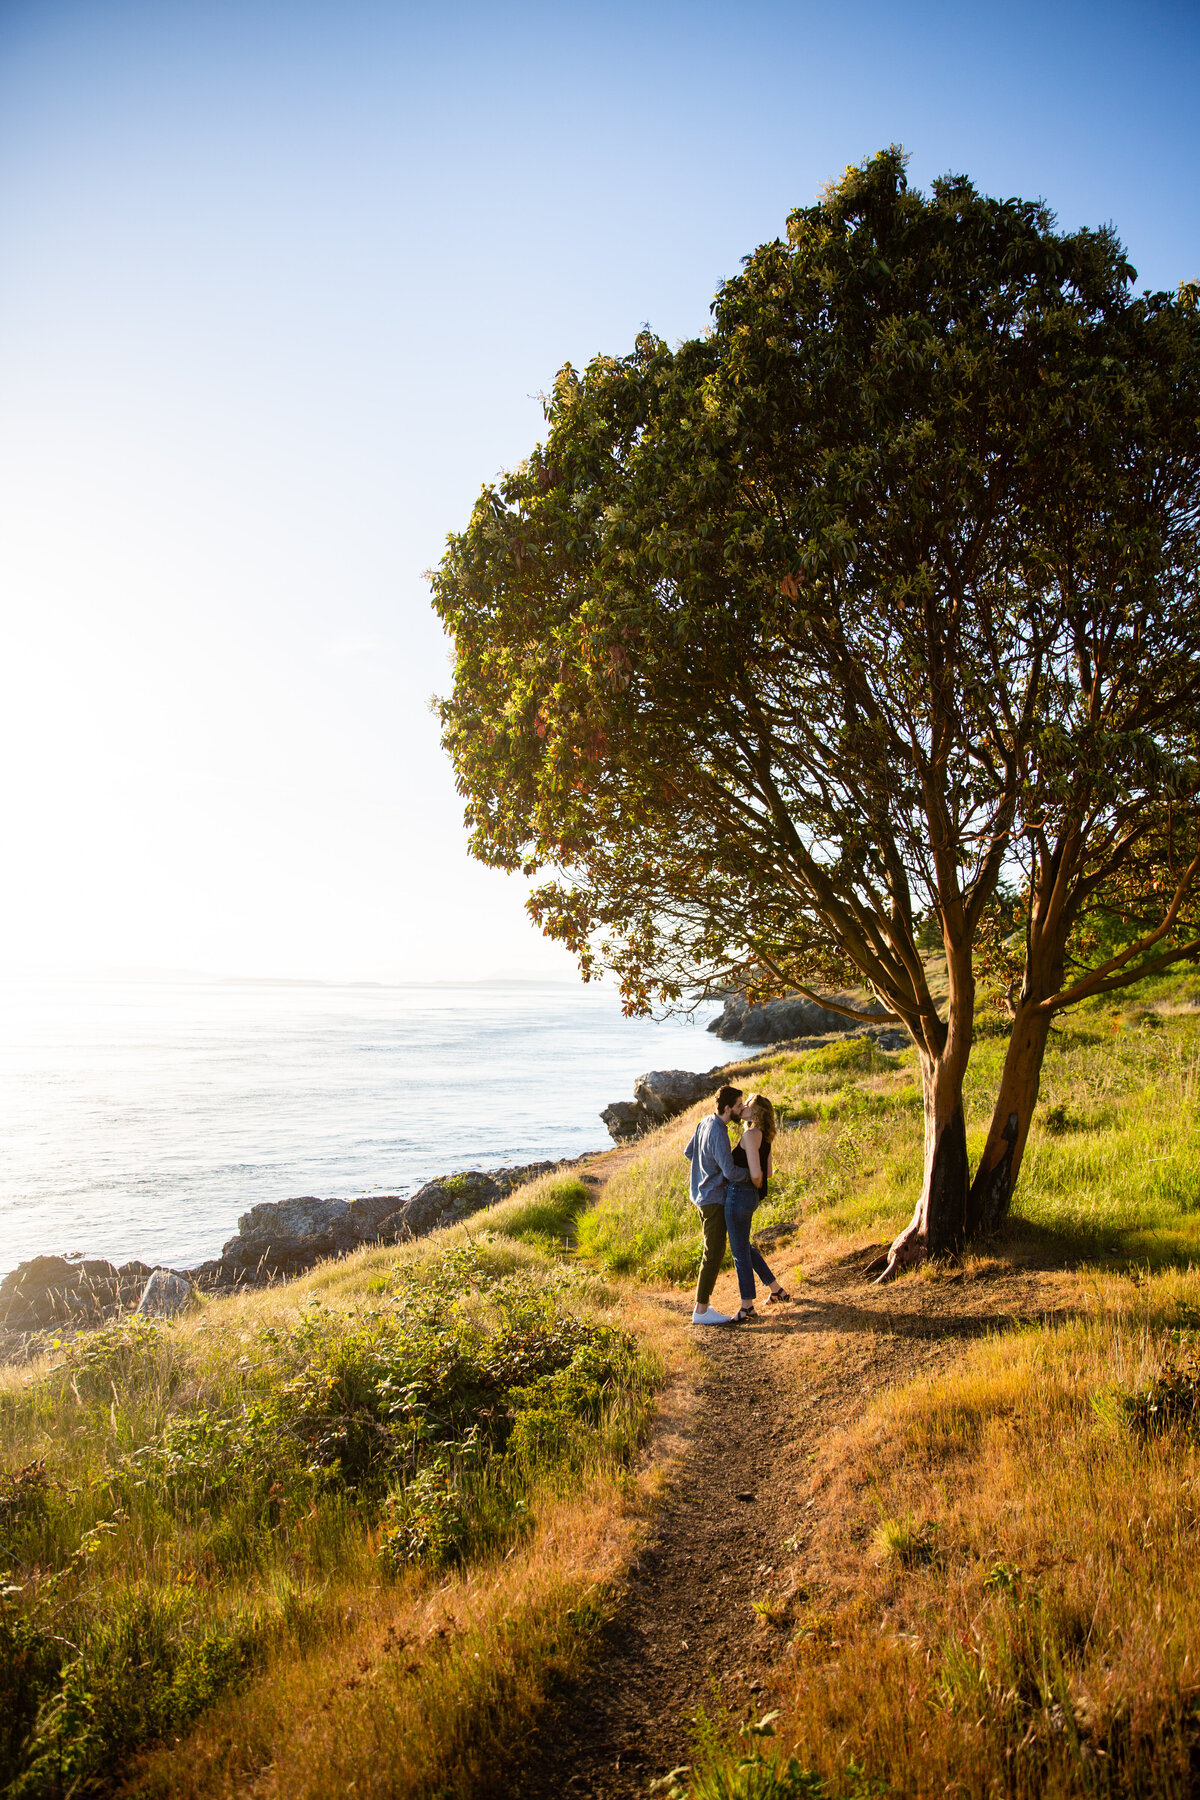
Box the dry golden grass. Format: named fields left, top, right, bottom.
left=700, top=1266, right=1200, bottom=1798
left=126, top=1473, right=630, bottom=1798
left=123, top=1286, right=696, bottom=1800
left=0, top=1168, right=700, bottom=1800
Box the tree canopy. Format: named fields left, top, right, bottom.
left=433, top=148, right=1200, bottom=1268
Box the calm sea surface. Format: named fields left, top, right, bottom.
left=0, top=977, right=731, bottom=1276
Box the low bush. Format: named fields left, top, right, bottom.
left=1095, top=1338, right=1200, bottom=1442
left=782, top=1037, right=900, bottom=1080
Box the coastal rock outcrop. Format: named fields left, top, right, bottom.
left=217, top=1195, right=374, bottom=1279
left=707, top=992, right=888, bottom=1043
left=203, top=1162, right=563, bottom=1283
left=0, top=1255, right=153, bottom=1333
left=599, top=1099, right=649, bottom=1143
left=636, top=1069, right=725, bottom=1121
left=601, top=1068, right=725, bottom=1142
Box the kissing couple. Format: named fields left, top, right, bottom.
left=684, top=1084, right=792, bottom=1326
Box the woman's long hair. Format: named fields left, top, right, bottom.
left=745, top=1093, right=777, bottom=1146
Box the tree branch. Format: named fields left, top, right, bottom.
left=1034, top=848, right=1200, bottom=1012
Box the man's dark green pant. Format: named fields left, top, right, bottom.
left=695, top=1204, right=727, bottom=1309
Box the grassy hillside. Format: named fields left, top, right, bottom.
left=582, top=989, right=1200, bottom=1279
left=672, top=1262, right=1200, bottom=1800
left=3, top=982, right=1200, bottom=1798
left=587, top=980, right=1200, bottom=1800
left=0, top=1178, right=678, bottom=1799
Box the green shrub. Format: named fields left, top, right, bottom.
left=1095, top=1343, right=1200, bottom=1442
left=57, top=1314, right=177, bottom=1402
left=2, top=1587, right=259, bottom=1799
left=378, top=1460, right=479, bottom=1569
left=506, top=1332, right=629, bottom=1465
left=0, top=1587, right=63, bottom=1788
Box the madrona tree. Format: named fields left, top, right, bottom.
left=433, top=150, right=1200, bottom=1272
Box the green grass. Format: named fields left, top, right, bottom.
left=580, top=996, right=1200, bottom=1284
left=479, top=1171, right=594, bottom=1249
left=0, top=1173, right=655, bottom=1798
left=1006, top=1021, right=1200, bottom=1259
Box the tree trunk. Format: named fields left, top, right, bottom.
left=874, top=1049, right=971, bottom=1278
left=965, top=1000, right=1054, bottom=1237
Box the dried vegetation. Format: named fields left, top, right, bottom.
left=0, top=1177, right=678, bottom=1799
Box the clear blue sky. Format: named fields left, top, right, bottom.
left=1, top=0, right=1196, bottom=981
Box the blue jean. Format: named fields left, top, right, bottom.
left=725, top=1188, right=776, bottom=1303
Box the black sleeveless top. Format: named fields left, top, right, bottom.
left=732, top=1138, right=771, bottom=1201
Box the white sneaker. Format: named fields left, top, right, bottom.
left=691, top=1305, right=733, bottom=1326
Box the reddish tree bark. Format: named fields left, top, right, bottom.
left=873, top=945, right=977, bottom=1276
left=966, top=1001, right=1055, bottom=1238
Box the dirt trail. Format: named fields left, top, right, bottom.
left=517, top=1208, right=1073, bottom=1798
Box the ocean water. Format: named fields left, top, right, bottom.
left=0, top=976, right=731, bottom=1277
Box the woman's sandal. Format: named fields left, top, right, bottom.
left=733, top=1305, right=757, bottom=1323
left=765, top=1287, right=793, bottom=1304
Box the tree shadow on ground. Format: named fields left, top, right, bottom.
left=726, top=1237, right=1082, bottom=1341
left=1000, top=1214, right=1200, bottom=1273
left=751, top=1294, right=1077, bottom=1344
left=781, top=1216, right=1200, bottom=1288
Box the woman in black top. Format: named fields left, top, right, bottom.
left=726, top=1093, right=791, bottom=1322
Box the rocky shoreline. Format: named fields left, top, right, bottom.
left=0, top=1160, right=566, bottom=1356
left=1, top=1016, right=908, bottom=1358
left=706, top=990, right=895, bottom=1043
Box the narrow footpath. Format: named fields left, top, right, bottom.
left=515, top=1229, right=1071, bottom=1798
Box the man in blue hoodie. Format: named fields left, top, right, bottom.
left=683, top=1085, right=755, bottom=1325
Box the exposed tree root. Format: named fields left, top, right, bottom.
left=870, top=1221, right=930, bottom=1284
